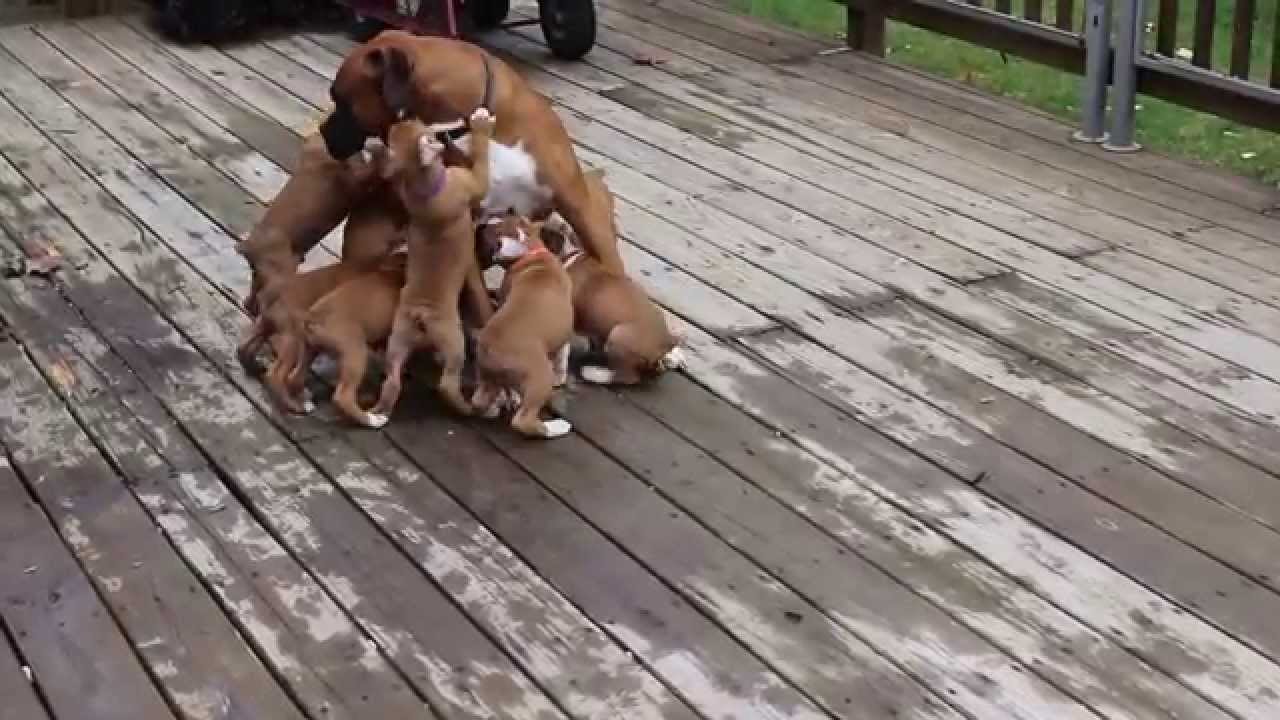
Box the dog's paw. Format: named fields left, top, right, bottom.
left=541, top=418, right=572, bottom=438
left=300, top=399, right=317, bottom=415
left=361, top=412, right=390, bottom=429
left=580, top=365, right=616, bottom=385
left=469, top=107, right=495, bottom=133
left=659, top=346, right=687, bottom=371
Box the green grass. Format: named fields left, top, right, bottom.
left=727, top=0, right=1280, bottom=186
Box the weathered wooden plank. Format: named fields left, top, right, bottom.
left=0, top=320, right=312, bottom=720
left=472, top=430, right=964, bottom=719
left=77, top=17, right=301, bottom=171
left=662, top=0, right=1280, bottom=223
left=1081, top=248, right=1280, bottom=340
left=360, top=416, right=830, bottom=720
left=617, top=373, right=1229, bottom=719
left=599, top=0, right=1280, bottom=243
left=0, top=27, right=262, bottom=239
left=0, top=55, right=570, bottom=720
left=565, top=142, right=1280, bottom=562
left=497, top=23, right=1280, bottom=461
left=504, top=24, right=1110, bottom=262
left=562, top=387, right=1106, bottom=720
left=0, top=227, right=431, bottom=717
left=578, top=145, right=1280, bottom=480
left=661, top=317, right=1280, bottom=718
left=117, top=16, right=319, bottom=133
left=546, top=15, right=1280, bottom=304
left=36, top=22, right=288, bottom=204
left=0, top=457, right=174, bottom=720
left=219, top=40, right=330, bottom=110
left=973, top=273, right=1280, bottom=423
left=0, top=625, right=49, bottom=720
left=0, top=42, right=703, bottom=719
left=475, top=45, right=1280, bottom=477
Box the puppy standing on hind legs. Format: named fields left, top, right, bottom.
left=473, top=215, right=575, bottom=439
left=373, top=108, right=496, bottom=420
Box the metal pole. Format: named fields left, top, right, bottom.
left=1073, top=0, right=1111, bottom=143
left=1104, top=0, right=1144, bottom=152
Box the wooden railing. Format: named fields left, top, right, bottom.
left=842, top=0, right=1280, bottom=132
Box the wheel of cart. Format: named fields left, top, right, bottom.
left=466, top=0, right=595, bottom=59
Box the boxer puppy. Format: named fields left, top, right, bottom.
left=371, top=108, right=495, bottom=419
left=321, top=31, right=624, bottom=276
left=236, top=189, right=406, bottom=411
left=472, top=215, right=575, bottom=439
left=539, top=173, right=685, bottom=385
left=299, top=253, right=408, bottom=428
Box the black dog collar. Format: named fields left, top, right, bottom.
left=434, top=55, right=495, bottom=144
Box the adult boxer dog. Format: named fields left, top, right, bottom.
left=473, top=214, right=575, bottom=439
left=299, top=253, right=408, bottom=428
left=540, top=171, right=685, bottom=385
left=371, top=109, right=495, bottom=420
left=319, top=31, right=623, bottom=274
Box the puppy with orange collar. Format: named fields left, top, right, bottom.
left=322, top=31, right=623, bottom=275
left=473, top=214, right=575, bottom=439
left=371, top=108, right=495, bottom=420
left=542, top=172, right=685, bottom=385
left=298, top=253, right=407, bottom=428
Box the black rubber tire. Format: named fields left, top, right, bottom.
left=468, top=0, right=511, bottom=29
left=349, top=13, right=390, bottom=42
left=538, top=0, right=596, bottom=60
left=156, top=0, right=255, bottom=42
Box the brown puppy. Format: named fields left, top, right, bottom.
left=372, top=108, right=495, bottom=419
left=540, top=172, right=684, bottom=385
left=299, top=254, right=408, bottom=428
left=238, top=132, right=378, bottom=318
left=473, top=216, right=575, bottom=439
left=236, top=191, right=406, bottom=412
left=322, top=31, right=623, bottom=276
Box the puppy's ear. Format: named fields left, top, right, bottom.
left=366, top=45, right=413, bottom=118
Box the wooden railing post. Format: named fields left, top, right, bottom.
left=846, top=0, right=889, bottom=56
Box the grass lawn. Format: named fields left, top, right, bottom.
left=726, top=0, right=1280, bottom=186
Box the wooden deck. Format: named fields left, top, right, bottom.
left=1, top=1, right=1280, bottom=718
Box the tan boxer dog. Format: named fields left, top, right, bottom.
left=371, top=108, right=495, bottom=420
left=473, top=215, right=575, bottom=439
left=298, top=254, right=408, bottom=428
left=238, top=132, right=377, bottom=318
left=321, top=31, right=623, bottom=276
left=540, top=173, right=685, bottom=385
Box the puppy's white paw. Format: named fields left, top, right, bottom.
left=362, top=412, right=390, bottom=429
left=580, top=365, right=616, bottom=385
left=301, top=399, right=317, bottom=415
left=470, top=107, right=492, bottom=122
left=541, top=418, right=572, bottom=438
left=660, top=346, right=687, bottom=371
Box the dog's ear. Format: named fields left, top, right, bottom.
left=366, top=45, right=413, bottom=118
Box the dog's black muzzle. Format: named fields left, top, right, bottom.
left=319, top=101, right=369, bottom=161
